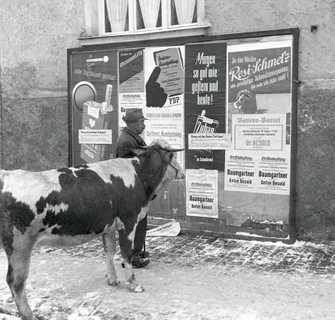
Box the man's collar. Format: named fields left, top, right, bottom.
left=123, top=127, right=146, bottom=145
left=123, top=126, right=137, bottom=137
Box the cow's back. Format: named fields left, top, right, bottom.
left=0, top=169, right=62, bottom=209
left=0, top=156, right=156, bottom=247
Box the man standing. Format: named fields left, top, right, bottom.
left=115, top=108, right=150, bottom=268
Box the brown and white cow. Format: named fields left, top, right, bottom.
left=0, top=140, right=184, bottom=320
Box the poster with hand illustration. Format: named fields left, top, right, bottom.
left=145, top=46, right=184, bottom=108
left=144, top=46, right=185, bottom=167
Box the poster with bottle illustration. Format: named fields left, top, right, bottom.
left=70, top=50, right=118, bottom=165
left=184, top=42, right=227, bottom=170
left=118, top=49, right=146, bottom=131
left=144, top=46, right=185, bottom=167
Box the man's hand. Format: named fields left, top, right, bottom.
left=146, top=67, right=167, bottom=108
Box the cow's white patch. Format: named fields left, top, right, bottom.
left=87, top=158, right=137, bottom=188
left=150, top=139, right=170, bottom=149
left=35, top=202, right=69, bottom=231
left=45, top=203, right=69, bottom=215
left=137, top=206, right=148, bottom=223
left=115, top=217, right=125, bottom=230
left=104, top=217, right=125, bottom=232
left=128, top=205, right=148, bottom=245
left=1, top=169, right=62, bottom=211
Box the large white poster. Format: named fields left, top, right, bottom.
left=225, top=149, right=290, bottom=195
left=186, top=169, right=218, bottom=218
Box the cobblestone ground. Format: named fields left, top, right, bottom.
left=1, top=233, right=335, bottom=320
left=49, top=233, right=335, bottom=274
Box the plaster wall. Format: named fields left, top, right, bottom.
left=207, top=0, right=335, bottom=82
left=0, top=0, right=84, bottom=170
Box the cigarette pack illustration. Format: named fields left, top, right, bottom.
left=80, top=101, right=108, bottom=163
left=193, top=110, right=219, bottom=134
left=153, top=47, right=184, bottom=96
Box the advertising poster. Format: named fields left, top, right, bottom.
left=78, top=130, right=112, bottom=145
left=225, top=150, right=290, bottom=195
left=144, top=46, right=185, bottom=167
left=70, top=51, right=118, bottom=164
left=118, top=49, right=145, bottom=130
left=185, top=42, right=227, bottom=170
left=186, top=169, right=218, bottom=218
left=225, top=40, right=292, bottom=196
left=232, top=113, right=285, bottom=151
left=226, top=41, right=292, bottom=133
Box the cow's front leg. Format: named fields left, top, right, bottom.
left=4, top=237, right=35, bottom=320
left=118, top=229, right=144, bottom=293
left=102, top=231, right=119, bottom=286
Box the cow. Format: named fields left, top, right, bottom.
left=0, top=140, right=184, bottom=320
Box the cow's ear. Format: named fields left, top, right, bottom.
left=131, top=147, right=147, bottom=156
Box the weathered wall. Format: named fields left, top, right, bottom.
left=296, top=85, right=335, bottom=241
left=206, top=0, right=335, bottom=82
left=0, top=0, right=85, bottom=170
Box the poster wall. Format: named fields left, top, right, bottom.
left=69, top=32, right=296, bottom=239
left=184, top=42, right=227, bottom=170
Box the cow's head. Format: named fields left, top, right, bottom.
left=150, top=139, right=184, bottom=180
left=133, top=139, right=184, bottom=198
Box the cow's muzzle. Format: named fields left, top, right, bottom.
left=168, top=162, right=184, bottom=179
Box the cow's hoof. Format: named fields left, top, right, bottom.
left=127, top=282, right=144, bottom=293
left=5, top=296, right=14, bottom=303
left=107, top=279, right=120, bottom=286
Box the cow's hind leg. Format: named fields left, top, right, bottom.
left=102, top=230, right=119, bottom=286
left=5, top=237, right=35, bottom=320
left=118, top=230, right=144, bottom=293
